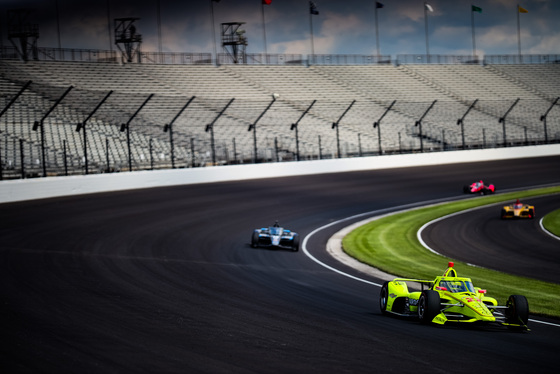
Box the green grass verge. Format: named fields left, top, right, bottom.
left=542, top=209, right=560, bottom=237
left=342, top=186, right=560, bottom=319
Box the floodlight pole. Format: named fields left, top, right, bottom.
left=249, top=96, right=276, bottom=163
left=210, top=0, right=218, bottom=65
left=424, top=1, right=430, bottom=62
left=415, top=100, right=437, bottom=153
left=207, top=98, right=234, bottom=165
left=332, top=100, right=356, bottom=158
left=33, top=85, right=73, bottom=177
left=77, top=90, right=113, bottom=174
left=373, top=100, right=396, bottom=155
left=374, top=2, right=381, bottom=57
left=540, top=97, right=559, bottom=144
left=457, top=99, right=478, bottom=149
left=291, top=99, right=316, bottom=161
left=120, top=93, right=154, bottom=171
left=498, top=98, right=520, bottom=147
left=261, top=1, right=268, bottom=61
left=164, top=95, right=196, bottom=168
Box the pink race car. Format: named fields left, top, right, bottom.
left=463, top=180, right=495, bottom=195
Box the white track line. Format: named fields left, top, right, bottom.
left=539, top=217, right=560, bottom=241
left=302, top=197, right=458, bottom=287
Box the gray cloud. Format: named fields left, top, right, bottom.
left=0, top=0, right=557, bottom=57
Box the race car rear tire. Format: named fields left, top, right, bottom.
left=292, top=234, right=300, bottom=252
left=505, top=295, right=529, bottom=329
left=418, top=290, right=440, bottom=324
left=251, top=231, right=259, bottom=248
left=379, top=282, right=389, bottom=315
left=463, top=185, right=469, bottom=194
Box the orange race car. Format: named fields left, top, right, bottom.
left=500, top=199, right=535, bottom=219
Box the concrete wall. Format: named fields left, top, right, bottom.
left=2, top=144, right=560, bottom=204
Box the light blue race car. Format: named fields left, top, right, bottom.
left=251, top=221, right=299, bottom=252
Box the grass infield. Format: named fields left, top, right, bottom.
left=342, top=186, right=560, bottom=319
left=542, top=208, right=560, bottom=237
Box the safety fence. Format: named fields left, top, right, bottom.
left=1, top=94, right=559, bottom=180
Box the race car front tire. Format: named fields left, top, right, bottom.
left=292, top=234, right=300, bottom=252
left=418, top=290, right=440, bottom=324
left=501, top=209, right=507, bottom=219
left=251, top=231, right=259, bottom=248
left=505, top=294, right=529, bottom=329
left=379, top=282, right=389, bottom=315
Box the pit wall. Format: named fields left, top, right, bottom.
left=2, top=144, right=560, bottom=204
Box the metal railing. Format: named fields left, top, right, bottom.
left=217, top=53, right=305, bottom=65
left=483, top=54, right=560, bottom=64
left=36, top=47, right=118, bottom=63
left=396, top=54, right=481, bottom=65
left=2, top=46, right=560, bottom=66
left=308, top=54, right=391, bottom=65
left=217, top=53, right=392, bottom=65
left=139, top=52, right=212, bottom=65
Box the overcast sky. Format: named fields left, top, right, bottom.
left=0, top=0, right=558, bottom=57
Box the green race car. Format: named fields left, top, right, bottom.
left=379, top=262, right=529, bottom=330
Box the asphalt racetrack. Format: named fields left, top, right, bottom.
left=2, top=155, right=560, bottom=373
left=421, top=194, right=560, bottom=284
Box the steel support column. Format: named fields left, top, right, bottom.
left=415, top=100, right=437, bottom=153
left=33, top=86, right=73, bottom=177
left=499, top=98, right=520, bottom=147
left=457, top=99, right=478, bottom=149
left=120, top=93, right=154, bottom=171
left=77, top=90, right=113, bottom=174
left=540, top=97, right=559, bottom=144
left=332, top=100, right=356, bottom=158
left=248, top=96, right=276, bottom=163
left=206, top=98, right=234, bottom=165
left=290, top=100, right=316, bottom=161
left=164, top=96, right=196, bottom=168
left=373, top=100, right=396, bottom=155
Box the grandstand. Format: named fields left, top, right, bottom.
left=1, top=49, right=560, bottom=179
